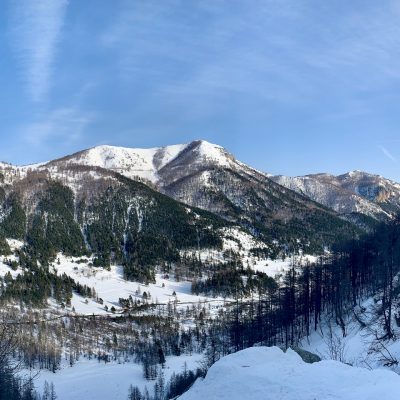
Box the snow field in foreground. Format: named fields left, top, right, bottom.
left=180, top=346, right=400, bottom=400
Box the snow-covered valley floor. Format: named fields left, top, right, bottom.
left=29, top=353, right=203, bottom=400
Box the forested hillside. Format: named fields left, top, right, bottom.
left=0, top=167, right=237, bottom=286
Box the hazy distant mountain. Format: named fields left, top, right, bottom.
left=272, top=170, right=400, bottom=222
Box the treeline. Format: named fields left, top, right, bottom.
left=0, top=368, right=38, bottom=400
left=0, top=300, right=212, bottom=374
left=0, top=315, right=57, bottom=400
left=127, top=365, right=205, bottom=400
left=0, top=255, right=95, bottom=307
left=207, top=217, right=400, bottom=360
left=192, top=262, right=277, bottom=299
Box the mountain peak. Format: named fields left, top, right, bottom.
left=341, top=170, right=371, bottom=179
left=348, top=169, right=364, bottom=175
left=43, top=139, right=235, bottom=184
left=188, top=139, right=232, bottom=166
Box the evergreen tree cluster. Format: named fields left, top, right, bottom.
left=202, top=217, right=400, bottom=359
left=0, top=175, right=229, bottom=288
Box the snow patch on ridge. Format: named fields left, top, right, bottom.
left=65, top=144, right=187, bottom=183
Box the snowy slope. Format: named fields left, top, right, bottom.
left=180, top=346, right=400, bottom=400
left=300, top=294, right=400, bottom=372
left=44, top=140, right=237, bottom=184
left=272, top=171, right=400, bottom=220
left=51, top=254, right=228, bottom=315
left=59, top=143, right=186, bottom=183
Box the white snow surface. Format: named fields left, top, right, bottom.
left=57, top=140, right=235, bottom=184
left=52, top=254, right=227, bottom=315
left=300, top=296, right=400, bottom=372
left=180, top=346, right=400, bottom=400
left=31, top=353, right=203, bottom=400
left=71, top=143, right=186, bottom=182
left=249, top=254, right=318, bottom=279
left=192, top=140, right=231, bottom=167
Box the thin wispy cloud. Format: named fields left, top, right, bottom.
left=22, top=107, right=93, bottom=147
left=9, top=0, right=68, bottom=102
left=101, top=0, right=309, bottom=110
left=101, top=0, right=400, bottom=116
left=380, top=145, right=397, bottom=163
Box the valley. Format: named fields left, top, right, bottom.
left=1, top=141, right=400, bottom=399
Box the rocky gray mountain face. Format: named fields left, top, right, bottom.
left=155, top=142, right=356, bottom=251
left=272, top=171, right=400, bottom=224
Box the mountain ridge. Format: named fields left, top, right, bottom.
left=0, top=139, right=360, bottom=257
left=2, top=139, right=399, bottom=253
left=272, top=170, right=400, bottom=221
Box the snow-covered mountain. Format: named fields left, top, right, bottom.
left=45, top=140, right=235, bottom=185
left=46, top=140, right=400, bottom=224
left=4, top=139, right=400, bottom=251
left=6, top=139, right=399, bottom=221
left=0, top=140, right=365, bottom=252
left=272, top=171, right=400, bottom=221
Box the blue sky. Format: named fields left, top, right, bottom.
left=1, top=0, right=400, bottom=181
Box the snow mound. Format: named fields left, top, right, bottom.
left=180, top=346, right=400, bottom=400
